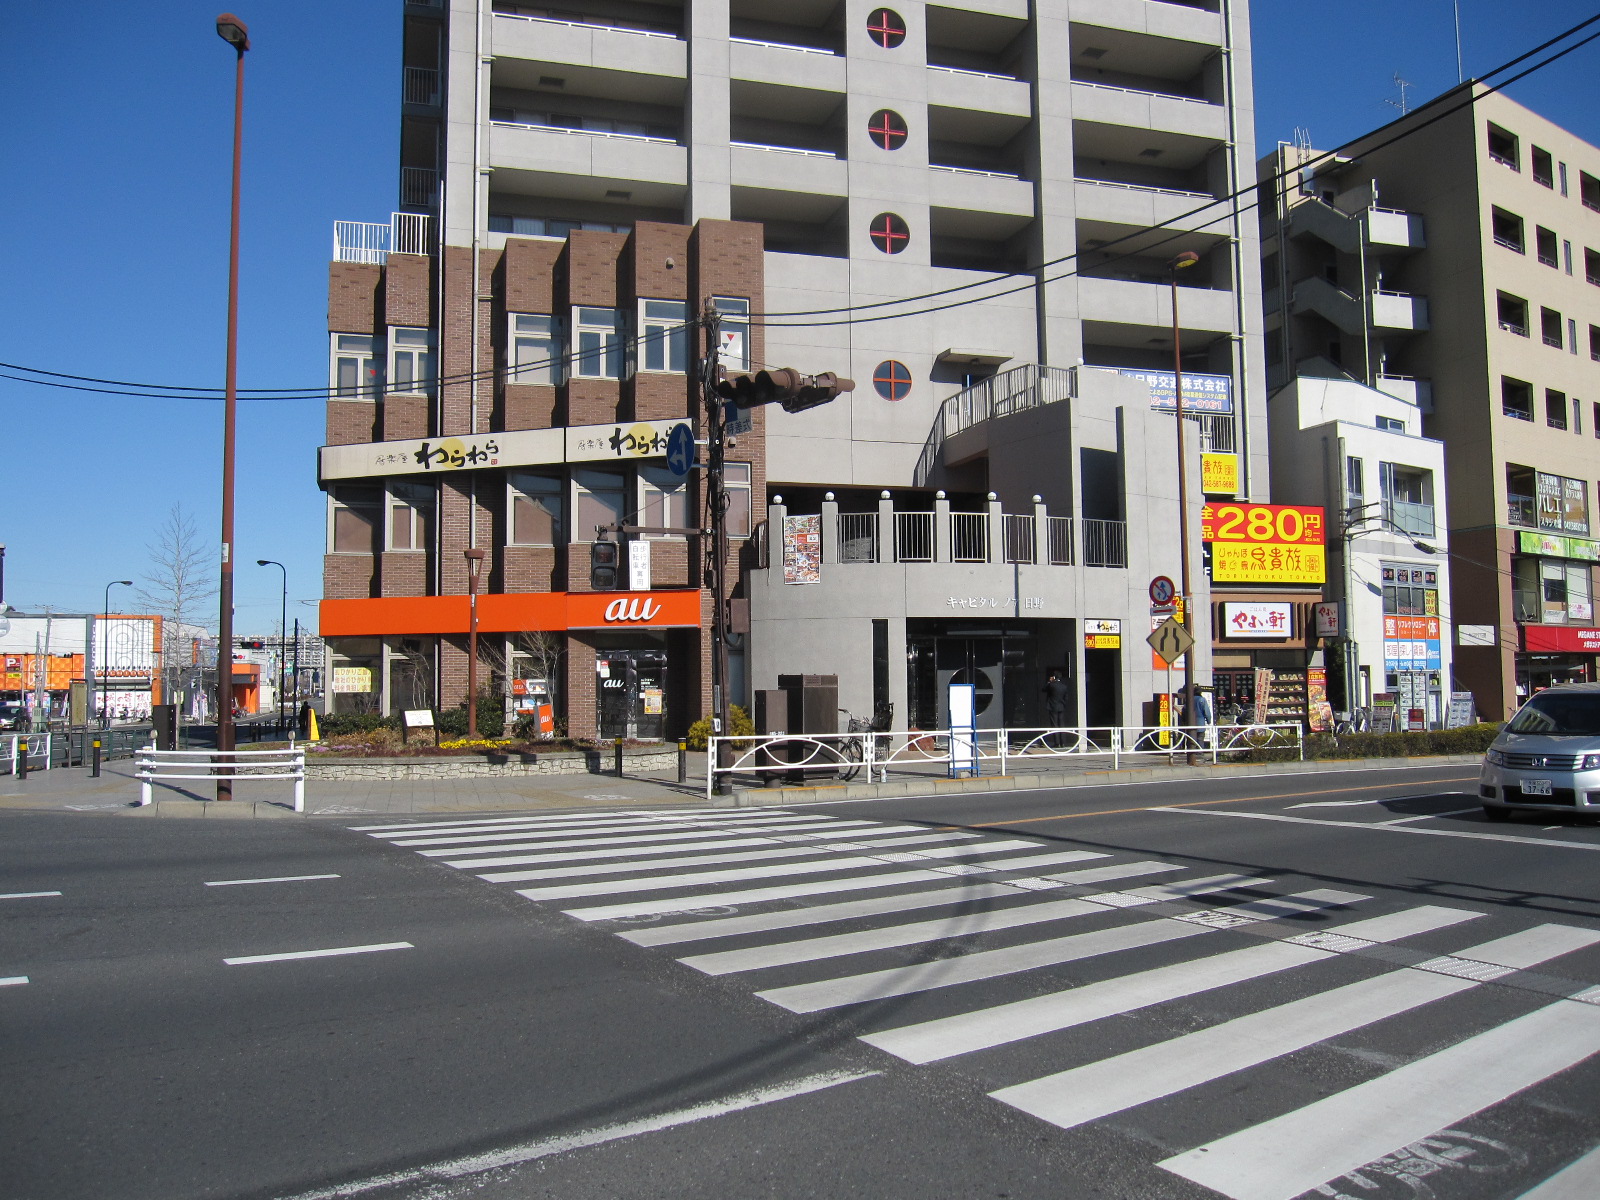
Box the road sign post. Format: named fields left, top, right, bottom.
left=1146, top=617, right=1195, bottom=667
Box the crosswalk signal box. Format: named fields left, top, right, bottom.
left=590, top=540, right=619, bottom=590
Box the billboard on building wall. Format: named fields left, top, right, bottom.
left=1203, top=502, right=1327, bottom=585
left=783, top=516, right=822, bottom=585
left=1117, top=368, right=1234, bottom=414
left=1200, top=453, right=1238, bottom=495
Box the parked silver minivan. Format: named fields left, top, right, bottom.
left=1481, top=683, right=1600, bottom=821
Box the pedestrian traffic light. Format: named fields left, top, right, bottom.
left=590, top=540, right=619, bottom=590
left=715, top=368, right=856, bottom=413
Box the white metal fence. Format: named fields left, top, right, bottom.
left=136, top=748, right=306, bottom=811
left=3, top=733, right=51, bottom=776
left=707, top=723, right=1303, bottom=797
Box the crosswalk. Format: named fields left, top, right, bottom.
left=355, top=807, right=1600, bottom=1199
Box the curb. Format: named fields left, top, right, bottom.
left=728, top=754, right=1486, bottom=805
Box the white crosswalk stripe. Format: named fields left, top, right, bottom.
left=361, top=808, right=1600, bottom=1199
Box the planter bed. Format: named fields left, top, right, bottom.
left=305, top=747, right=676, bottom=780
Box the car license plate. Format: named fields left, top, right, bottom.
left=1522, top=778, right=1553, bottom=796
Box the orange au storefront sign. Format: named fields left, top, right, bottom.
left=1201, top=502, right=1327, bottom=586
left=320, top=591, right=704, bottom=637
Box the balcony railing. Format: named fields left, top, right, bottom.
left=1072, top=79, right=1218, bottom=107
left=1004, top=514, right=1035, bottom=564
left=838, top=513, right=878, bottom=563
left=1082, top=519, right=1128, bottom=568
left=400, top=166, right=438, bottom=209
left=1382, top=499, right=1436, bottom=538
left=895, top=512, right=934, bottom=562
left=497, top=10, right=679, bottom=38
left=796, top=508, right=1129, bottom=570
left=950, top=512, right=990, bottom=562
left=403, top=66, right=439, bottom=106
left=1047, top=516, right=1074, bottom=566
left=1499, top=320, right=1529, bottom=337
left=333, top=213, right=433, bottom=263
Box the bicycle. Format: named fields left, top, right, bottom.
left=1333, top=708, right=1370, bottom=736
left=836, top=702, right=894, bottom=781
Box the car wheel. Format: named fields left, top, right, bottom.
left=1482, top=805, right=1511, bottom=823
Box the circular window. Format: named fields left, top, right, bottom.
left=866, top=8, right=907, bottom=49
left=869, top=212, right=910, bottom=254
left=867, top=109, right=908, bottom=151
left=873, top=360, right=913, bottom=400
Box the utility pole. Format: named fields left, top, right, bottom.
left=699, top=302, right=732, bottom=789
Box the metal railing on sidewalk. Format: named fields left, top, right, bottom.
left=707, top=723, right=1303, bottom=798
left=135, top=747, right=306, bottom=811
left=4, top=733, right=52, bottom=776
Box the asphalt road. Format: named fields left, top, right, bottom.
left=5, top=762, right=1600, bottom=1200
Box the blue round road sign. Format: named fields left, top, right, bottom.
left=1149, top=575, right=1176, bottom=605
left=666, top=423, right=694, bottom=479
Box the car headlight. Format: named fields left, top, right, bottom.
left=1582, top=754, right=1600, bottom=771
left=1486, top=749, right=1507, bottom=766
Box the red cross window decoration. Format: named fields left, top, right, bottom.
left=869, top=212, right=910, bottom=254
left=866, top=8, right=906, bottom=49
left=873, top=360, right=913, bottom=401
left=868, top=109, right=908, bottom=151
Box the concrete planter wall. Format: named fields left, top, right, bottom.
left=306, top=749, right=677, bottom=780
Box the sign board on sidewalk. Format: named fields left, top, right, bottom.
left=1447, top=692, right=1476, bottom=728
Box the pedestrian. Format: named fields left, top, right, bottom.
left=1192, top=684, right=1213, bottom=727
left=1042, top=671, right=1070, bottom=747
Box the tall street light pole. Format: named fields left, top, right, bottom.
left=1169, top=250, right=1200, bottom=738
left=257, top=559, right=286, bottom=731
left=99, top=580, right=133, bottom=728
left=214, top=13, right=249, bottom=799
left=465, top=549, right=485, bottom=738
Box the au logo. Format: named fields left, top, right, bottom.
left=604, top=597, right=662, bottom=622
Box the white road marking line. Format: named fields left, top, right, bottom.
left=350, top=811, right=666, bottom=831
left=858, top=905, right=1480, bottom=1063
left=204, top=874, right=341, bottom=887
left=419, top=821, right=916, bottom=858
left=1377, top=807, right=1480, bottom=825
left=621, top=883, right=1027, bottom=947
left=1152, top=806, right=1600, bottom=850
left=274, top=1068, right=878, bottom=1200
left=683, top=896, right=1116, bottom=975
left=1041, top=861, right=1184, bottom=886
left=478, top=838, right=964, bottom=884
left=0, top=976, right=28, bottom=987
left=992, top=923, right=1600, bottom=1130
left=1160, top=996, right=1600, bottom=1200
left=391, top=817, right=873, bottom=848
left=1288, top=799, right=1381, bottom=809
left=223, top=942, right=413, bottom=966
left=0, top=891, right=62, bottom=900
left=450, top=829, right=967, bottom=872
left=516, top=855, right=910, bottom=901
left=562, top=868, right=976, bottom=921
left=1117, top=873, right=1275, bottom=900
left=1515, top=1143, right=1600, bottom=1199
left=362, top=813, right=675, bottom=837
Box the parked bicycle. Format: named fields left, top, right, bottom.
left=836, top=702, right=894, bottom=781
left=1333, top=708, right=1370, bottom=736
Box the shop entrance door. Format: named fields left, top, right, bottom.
left=935, top=638, right=1007, bottom=730
left=596, top=649, right=668, bottom=740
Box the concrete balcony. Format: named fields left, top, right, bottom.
left=729, top=38, right=845, bottom=95
left=1290, top=277, right=1428, bottom=336
left=929, top=165, right=1035, bottom=219
left=927, top=66, right=1032, bottom=119
left=1070, top=81, right=1227, bottom=142
left=731, top=142, right=847, bottom=197
left=1375, top=374, right=1433, bottom=411
left=1073, top=176, right=1223, bottom=230
left=1288, top=198, right=1425, bottom=255
left=489, top=121, right=687, bottom=192
left=1366, top=207, right=1426, bottom=252
left=490, top=12, right=686, bottom=80
left=1371, top=290, right=1429, bottom=332
left=1068, top=0, right=1223, bottom=45
left=1077, top=275, right=1235, bottom=332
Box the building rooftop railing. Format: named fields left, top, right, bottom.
left=333, top=213, right=433, bottom=264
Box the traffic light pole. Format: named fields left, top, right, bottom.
left=700, top=303, right=733, bottom=793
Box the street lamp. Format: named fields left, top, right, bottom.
left=213, top=12, right=249, bottom=800
left=100, top=580, right=133, bottom=728
left=464, top=549, right=486, bottom=738
left=1169, top=249, right=1200, bottom=737
left=257, top=559, right=286, bottom=731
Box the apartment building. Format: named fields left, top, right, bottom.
left=318, top=0, right=1267, bottom=737
left=1260, top=86, right=1600, bottom=720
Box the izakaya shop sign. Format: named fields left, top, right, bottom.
left=1200, top=453, right=1238, bottom=495
left=1223, top=602, right=1293, bottom=638
left=1202, top=503, right=1326, bottom=585
left=318, top=418, right=694, bottom=481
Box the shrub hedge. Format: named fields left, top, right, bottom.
left=685, top=704, right=753, bottom=751
left=1240, top=722, right=1502, bottom=764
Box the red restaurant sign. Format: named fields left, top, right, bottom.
left=1522, top=626, right=1600, bottom=653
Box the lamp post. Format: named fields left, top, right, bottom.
left=99, top=580, right=133, bottom=728
left=1169, top=249, right=1200, bottom=737
left=257, top=559, right=286, bottom=732
left=214, top=12, right=249, bottom=799
left=464, top=549, right=485, bottom=738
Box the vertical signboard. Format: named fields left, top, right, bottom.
left=783, top=515, right=822, bottom=585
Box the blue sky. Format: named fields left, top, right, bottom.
left=2, top=2, right=1596, bottom=634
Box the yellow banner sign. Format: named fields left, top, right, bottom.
left=1084, top=634, right=1121, bottom=650
left=1211, top=542, right=1326, bottom=585
left=1201, top=452, right=1238, bottom=495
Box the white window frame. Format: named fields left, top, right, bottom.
left=387, top=482, right=435, bottom=553
left=638, top=299, right=690, bottom=374
left=571, top=307, right=625, bottom=380
left=328, top=487, right=383, bottom=555
left=331, top=334, right=382, bottom=399
left=713, top=296, right=750, bottom=372
left=724, top=461, right=752, bottom=538
left=509, top=313, right=562, bottom=385
left=508, top=472, right=565, bottom=545
left=388, top=327, right=435, bottom=396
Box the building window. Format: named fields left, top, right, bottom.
left=1583, top=171, right=1600, bottom=212
left=388, top=328, right=435, bottom=395
left=639, top=300, right=689, bottom=373
left=1588, top=249, right=1600, bottom=287
left=1496, top=292, right=1528, bottom=336
left=1564, top=240, right=1574, bottom=275
left=1592, top=324, right=1600, bottom=362
left=1536, top=226, right=1559, bottom=267
left=1506, top=464, right=1537, bottom=527
left=873, top=360, right=913, bottom=400
left=1380, top=463, right=1434, bottom=537
left=1532, top=146, right=1555, bottom=187
left=1571, top=318, right=1581, bottom=356
left=573, top=469, right=626, bottom=541
left=1502, top=376, right=1534, bottom=421
left=867, top=109, right=908, bottom=150
left=870, top=212, right=910, bottom=254
left=510, top=314, right=560, bottom=385
left=488, top=214, right=630, bottom=237
left=1490, top=207, right=1524, bottom=253
left=639, top=466, right=688, bottom=535
left=1541, top=307, right=1564, bottom=349
left=1593, top=401, right=1599, bottom=438
left=1381, top=563, right=1439, bottom=618
left=1487, top=123, right=1519, bottom=170
left=1516, top=559, right=1594, bottom=624
left=724, top=462, right=752, bottom=536
left=388, top=483, right=434, bottom=552
left=329, top=486, right=382, bottom=553
left=714, top=297, right=751, bottom=371
left=1376, top=415, right=1404, bottom=433
left=866, top=8, right=906, bottom=48
left=1547, top=389, right=1568, bottom=430
left=332, top=334, right=381, bottom=398
left=572, top=307, right=624, bottom=380
left=1560, top=161, right=1570, bottom=196
left=508, top=472, right=564, bottom=545
left=1346, top=456, right=1365, bottom=506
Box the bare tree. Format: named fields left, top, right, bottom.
left=137, top=505, right=217, bottom=708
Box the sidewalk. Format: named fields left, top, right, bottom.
left=0, top=751, right=1485, bottom=819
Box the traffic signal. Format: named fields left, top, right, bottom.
left=237, top=639, right=264, bottom=650
left=590, top=540, right=619, bottom=590
left=716, top=368, right=856, bottom=413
